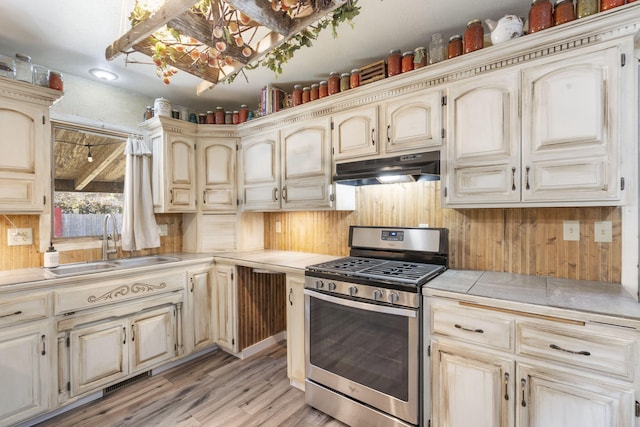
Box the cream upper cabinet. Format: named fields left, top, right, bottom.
left=212, top=262, right=237, bottom=354
left=143, top=117, right=197, bottom=213
left=384, top=89, right=443, bottom=153
left=0, top=321, right=50, bottom=427
left=239, top=131, right=280, bottom=211
left=0, top=79, right=60, bottom=213
left=286, top=274, right=306, bottom=391
left=280, top=118, right=332, bottom=210
left=520, top=44, right=622, bottom=204
left=198, top=137, right=237, bottom=212
left=332, top=104, right=379, bottom=161
left=444, top=41, right=629, bottom=207
left=240, top=117, right=333, bottom=211
left=444, top=67, right=521, bottom=205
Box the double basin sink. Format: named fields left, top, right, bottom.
left=46, top=255, right=182, bottom=277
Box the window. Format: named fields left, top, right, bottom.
left=52, top=123, right=127, bottom=239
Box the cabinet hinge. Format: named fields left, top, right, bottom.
left=232, top=338, right=235, bottom=346
left=332, top=146, right=335, bottom=156
left=43, top=195, right=46, bottom=205
left=621, top=177, right=625, bottom=191
left=635, top=401, right=640, bottom=417
left=42, top=115, right=45, bottom=125
left=67, top=381, right=71, bottom=392
left=428, top=420, right=431, bottom=427
left=444, top=187, right=448, bottom=198
left=66, top=336, right=70, bottom=347
left=194, top=143, right=196, bottom=150
left=441, top=96, right=447, bottom=106
left=330, top=121, right=334, bottom=130
left=621, top=53, right=626, bottom=67
left=236, top=143, right=239, bottom=151
left=441, top=128, right=445, bottom=139
left=427, top=344, right=431, bottom=357
left=231, top=272, right=234, bottom=281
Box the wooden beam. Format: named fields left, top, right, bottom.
left=75, top=142, right=125, bottom=191
left=224, top=0, right=293, bottom=35
left=105, top=0, right=198, bottom=60
left=55, top=179, right=124, bottom=194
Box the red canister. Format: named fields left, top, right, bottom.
left=448, top=35, right=463, bottom=59
left=206, top=110, right=215, bottom=124
left=328, top=72, right=340, bottom=95
left=401, top=52, right=414, bottom=73
left=350, top=69, right=360, bottom=89
left=529, top=0, right=554, bottom=33
left=215, top=107, right=225, bottom=124
left=239, top=104, right=248, bottom=123
left=292, top=85, right=302, bottom=106
left=600, top=0, right=625, bottom=10
left=463, top=20, right=484, bottom=54
left=387, top=49, right=401, bottom=77
left=319, top=81, right=328, bottom=98
left=302, top=87, right=311, bottom=103
left=310, top=83, right=319, bottom=101
left=554, top=0, right=575, bottom=25
left=49, top=71, right=63, bottom=91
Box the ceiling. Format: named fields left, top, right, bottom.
left=0, top=0, right=530, bottom=112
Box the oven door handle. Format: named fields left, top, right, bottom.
left=304, top=289, right=417, bottom=318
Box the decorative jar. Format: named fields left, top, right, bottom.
left=554, top=0, right=576, bottom=25
left=576, top=0, right=598, bottom=17
left=0, top=54, right=15, bottom=79
left=464, top=19, right=484, bottom=53
left=601, top=0, right=625, bottom=10
left=401, top=52, right=414, bottom=73
left=529, top=0, right=554, bottom=33
left=428, top=34, right=445, bottom=64
left=413, top=47, right=427, bottom=69
left=292, top=84, right=303, bottom=106
left=350, top=69, right=361, bottom=88
left=328, top=72, right=340, bottom=95
left=387, top=49, right=401, bottom=77
left=14, top=54, right=32, bottom=83
left=319, top=81, right=328, bottom=98
left=448, top=35, right=463, bottom=58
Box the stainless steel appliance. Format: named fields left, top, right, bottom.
left=304, top=226, right=448, bottom=427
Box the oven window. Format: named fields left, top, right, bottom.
left=309, top=296, right=410, bottom=401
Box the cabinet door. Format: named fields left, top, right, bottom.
left=517, top=363, right=635, bottom=427
left=166, top=134, right=196, bottom=211
left=199, top=138, right=237, bottom=212
left=332, top=105, right=379, bottom=160
left=521, top=45, right=621, bottom=203
left=130, top=306, right=176, bottom=372
left=281, top=119, right=332, bottom=210
left=240, top=132, right=280, bottom=211
left=0, top=99, right=48, bottom=213
left=445, top=68, right=520, bottom=205
left=213, top=264, right=237, bottom=353
left=70, top=318, right=128, bottom=396
left=286, top=274, right=305, bottom=390
left=431, top=341, right=514, bottom=427
left=384, top=89, right=443, bottom=153
left=189, top=270, right=213, bottom=353
left=0, top=322, right=49, bottom=425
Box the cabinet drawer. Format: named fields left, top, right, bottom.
left=431, top=302, right=514, bottom=351
left=0, top=294, right=49, bottom=328
left=517, top=321, right=637, bottom=380
left=54, top=271, right=186, bottom=314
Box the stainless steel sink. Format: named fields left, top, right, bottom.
left=46, top=255, right=182, bottom=277
left=47, top=261, right=119, bottom=276
left=112, top=255, right=182, bottom=268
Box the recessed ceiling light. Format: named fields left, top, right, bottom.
left=89, top=68, right=118, bottom=81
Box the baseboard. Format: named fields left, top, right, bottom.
left=238, top=331, right=286, bottom=360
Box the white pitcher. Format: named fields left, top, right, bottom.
left=485, top=15, right=524, bottom=45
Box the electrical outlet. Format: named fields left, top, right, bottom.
left=7, top=228, right=33, bottom=246
left=563, top=221, right=580, bottom=241
left=594, top=221, right=612, bottom=243
left=275, top=221, right=282, bottom=233
left=158, top=224, right=169, bottom=236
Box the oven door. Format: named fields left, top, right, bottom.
left=304, top=288, right=420, bottom=425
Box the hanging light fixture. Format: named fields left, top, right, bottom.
left=87, top=144, right=93, bottom=162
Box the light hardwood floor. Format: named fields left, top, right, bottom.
left=36, top=342, right=345, bottom=427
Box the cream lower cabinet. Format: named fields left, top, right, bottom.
left=286, top=274, right=305, bottom=390
left=212, top=262, right=238, bottom=353
left=0, top=321, right=50, bottom=426
left=445, top=40, right=629, bottom=207
left=69, top=305, right=176, bottom=396
left=427, top=297, right=640, bottom=427
left=186, top=268, right=214, bottom=353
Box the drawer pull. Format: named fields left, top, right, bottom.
left=41, top=334, right=46, bottom=356
left=520, top=378, right=527, bottom=407
left=454, top=324, right=484, bottom=334
left=549, top=344, right=591, bottom=356
left=503, top=372, right=509, bottom=401
left=0, top=310, right=22, bottom=319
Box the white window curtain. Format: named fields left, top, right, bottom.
left=121, top=134, right=160, bottom=251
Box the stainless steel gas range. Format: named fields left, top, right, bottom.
left=304, top=226, right=449, bottom=427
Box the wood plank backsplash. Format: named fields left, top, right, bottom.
left=0, top=213, right=183, bottom=270
left=264, top=181, right=622, bottom=283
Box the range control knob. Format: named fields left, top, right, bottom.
left=389, top=292, right=399, bottom=304
left=373, top=289, right=383, bottom=301
left=315, top=280, right=324, bottom=289
left=348, top=286, right=358, bottom=297
left=328, top=282, right=337, bottom=291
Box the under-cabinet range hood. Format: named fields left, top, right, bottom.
left=333, top=151, right=440, bottom=186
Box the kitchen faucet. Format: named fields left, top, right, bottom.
left=102, top=213, right=119, bottom=261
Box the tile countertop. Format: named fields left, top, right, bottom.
left=425, top=269, right=640, bottom=322
left=212, top=250, right=342, bottom=274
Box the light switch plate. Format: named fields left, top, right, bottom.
left=275, top=221, right=282, bottom=233
left=7, top=228, right=33, bottom=246
left=563, top=221, right=580, bottom=241
left=594, top=221, right=612, bottom=243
